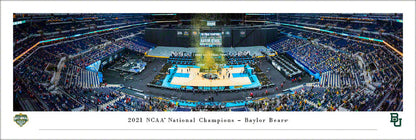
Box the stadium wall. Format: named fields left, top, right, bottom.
left=144, top=27, right=283, bottom=47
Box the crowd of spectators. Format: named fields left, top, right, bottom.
left=14, top=49, right=58, bottom=84
left=13, top=14, right=146, bottom=62
left=13, top=14, right=402, bottom=112
left=13, top=25, right=152, bottom=111
left=63, top=86, right=122, bottom=111
left=13, top=37, right=44, bottom=58
left=45, top=36, right=104, bottom=56
left=276, top=14, right=403, bottom=52
left=59, top=63, right=80, bottom=88
left=246, top=84, right=400, bottom=111
left=103, top=95, right=173, bottom=111
left=13, top=20, right=107, bottom=36
left=319, top=35, right=378, bottom=54
left=39, top=92, right=83, bottom=111
left=225, top=53, right=255, bottom=65
left=279, top=15, right=402, bottom=36
left=268, top=37, right=308, bottom=53
left=382, top=35, right=403, bottom=52
left=100, top=28, right=139, bottom=40
left=115, top=37, right=154, bottom=54
left=269, top=35, right=361, bottom=75
left=70, top=44, right=124, bottom=68
left=363, top=47, right=402, bottom=85
left=13, top=71, right=48, bottom=111
left=69, top=35, right=154, bottom=68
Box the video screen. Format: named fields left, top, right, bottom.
left=200, top=32, right=222, bottom=47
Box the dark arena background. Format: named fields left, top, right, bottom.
left=13, top=13, right=403, bottom=111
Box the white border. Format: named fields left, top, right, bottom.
left=1, top=1, right=415, bottom=139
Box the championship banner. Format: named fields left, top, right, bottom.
left=240, top=30, right=246, bottom=37
left=177, top=31, right=183, bottom=37
left=223, top=29, right=231, bottom=37
left=192, top=30, right=199, bottom=36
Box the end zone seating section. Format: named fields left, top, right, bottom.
left=167, top=56, right=195, bottom=65
left=59, top=63, right=100, bottom=89
left=226, top=55, right=255, bottom=65
left=268, top=37, right=308, bottom=53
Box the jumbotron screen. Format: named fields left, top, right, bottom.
left=200, top=32, right=222, bottom=47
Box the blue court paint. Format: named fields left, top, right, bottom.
left=174, top=73, right=190, bottom=78
left=232, top=73, right=248, bottom=78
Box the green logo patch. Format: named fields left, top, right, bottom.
left=390, top=113, right=401, bottom=127
left=14, top=113, right=28, bottom=127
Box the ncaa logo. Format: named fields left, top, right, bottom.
left=14, top=113, right=28, bottom=127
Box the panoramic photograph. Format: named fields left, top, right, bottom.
left=13, top=13, right=403, bottom=112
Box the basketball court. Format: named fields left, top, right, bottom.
left=162, top=65, right=261, bottom=90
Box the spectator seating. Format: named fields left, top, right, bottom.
left=167, top=56, right=195, bottom=65
left=75, top=69, right=101, bottom=89
left=226, top=55, right=255, bottom=65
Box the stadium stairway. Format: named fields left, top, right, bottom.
left=75, top=69, right=101, bottom=88
left=52, top=57, right=67, bottom=85
left=67, top=65, right=78, bottom=87
left=319, top=71, right=360, bottom=88
left=375, top=91, right=392, bottom=110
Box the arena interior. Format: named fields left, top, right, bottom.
left=13, top=13, right=403, bottom=111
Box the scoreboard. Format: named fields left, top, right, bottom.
left=207, top=21, right=216, bottom=26
left=200, top=32, right=222, bottom=47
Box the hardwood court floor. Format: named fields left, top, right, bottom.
left=170, top=67, right=252, bottom=87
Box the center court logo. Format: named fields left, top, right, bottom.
left=14, top=113, right=28, bottom=127
left=390, top=113, right=401, bottom=127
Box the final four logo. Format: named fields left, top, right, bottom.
left=14, top=113, right=28, bottom=127
left=390, top=113, right=402, bottom=127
